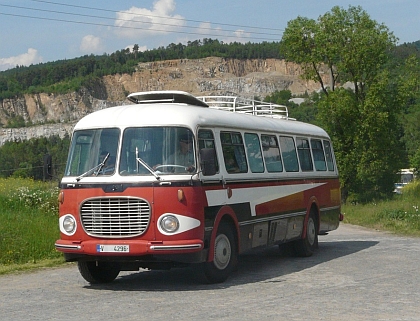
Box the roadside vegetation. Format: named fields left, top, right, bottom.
left=0, top=178, right=64, bottom=274
left=342, top=180, right=420, bottom=236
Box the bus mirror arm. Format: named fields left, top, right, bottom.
left=199, top=148, right=217, bottom=176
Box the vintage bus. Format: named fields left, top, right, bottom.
left=55, top=91, right=342, bottom=284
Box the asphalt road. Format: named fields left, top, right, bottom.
left=1, top=224, right=420, bottom=321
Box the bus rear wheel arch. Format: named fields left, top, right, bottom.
left=202, top=221, right=238, bottom=283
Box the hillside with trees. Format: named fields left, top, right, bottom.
left=0, top=39, right=282, bottom=100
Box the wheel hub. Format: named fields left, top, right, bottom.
left=213, top=234, right=231, bottom=270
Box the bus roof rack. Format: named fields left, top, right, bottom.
left=197, top=95, right=290, bottom=119
left=127, top=91, right=290, bottom=119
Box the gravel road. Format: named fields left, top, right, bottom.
left=1, top=223, right=420, bottom=321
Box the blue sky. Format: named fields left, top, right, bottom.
left=0, top=0, right=419, bottom=71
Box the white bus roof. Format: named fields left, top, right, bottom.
left=74, top=91, right=329, bottom=138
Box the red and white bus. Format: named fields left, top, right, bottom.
left=55, top=91, right=342, bottom=284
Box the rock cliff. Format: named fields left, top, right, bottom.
left=0, top=57, right=324, bottom=145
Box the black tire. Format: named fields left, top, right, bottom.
left=77, top=261, right=120, bottom=284
left=278, top=242, right=294, bottom=257
left=293, top=211, right=318, bottom=257
left=202, top=222, right=237, bottom=284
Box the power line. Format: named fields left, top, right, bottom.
left=0, top=11, right=280, bottom=41
left=29, top=0, right=284, bottom=32
left=0, top=3, right=282, bottom=38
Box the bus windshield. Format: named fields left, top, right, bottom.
left=65, top=128, right=120, bottom=177
left=119, top=127, right=196, bottom=175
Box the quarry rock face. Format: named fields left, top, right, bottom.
left=0, top=58, right=325, bottom=145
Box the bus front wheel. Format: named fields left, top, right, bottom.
left=78, top=261, right=120, bottom=284
left=202, top=222, right=237, bottom=283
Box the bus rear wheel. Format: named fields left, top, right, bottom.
left=293, top=211, right=318, bottom=257
left=78, top=261, right=120, bottom=284
left=202, top=222, right=237, bottom=283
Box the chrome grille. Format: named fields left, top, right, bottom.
left=80, top=197, right=151, bottom=238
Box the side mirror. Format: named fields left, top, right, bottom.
left=199, top=148, right=217, bottom=176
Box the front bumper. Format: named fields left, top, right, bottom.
left=55, top=238, right=204, bottom=256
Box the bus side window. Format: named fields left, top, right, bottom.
left=221, top=131, right=248, bottom=173
left=261, top=134, right=283, bottom=172
left=323, top=140, right=335, bottom=171
left=296, top=138, right=314, bottom=171
left=311, top=139, right=327, bottom=171
left=198, top=129, right=219, bottom=174
left=244, top=133, right=264, bottom=173
left=279, top=136, right=299, bottom=172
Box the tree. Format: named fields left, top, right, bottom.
left=264, top=90, right=318, bottom=123
left=281, top=6, right=396, bottom=99
left=353, top=70, right=405, bottom=201
left=398, top=56, right=420, bottom=172
left=0, top=135, right=70, bottom=180
left=264, top=90, right=293, bottom=105
left=281, top=6, right=402, bottom=202
left=133, top=44, right=139, bottom=59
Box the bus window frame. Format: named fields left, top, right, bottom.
left=261, top=134, right=283, bottom=173
left=279, top=135, right=299, bottom=172
left=220, top=131, right=248, bottom=174
left=323, top=140, right=335, bottom=171
left=244, top=132, right=264, bottom=173
left=198, top=128, right=220, bottom=175
left=310, top=138, right=327, bottom=171
left=296, top=137, right=314, bottom=172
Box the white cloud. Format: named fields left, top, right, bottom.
left=195, top=22, right=251, bottom=44
left=0, top=48, right=43, bottom=71
left=233, top=29, right=252, bottom=40
left=114, top=0, right=186, bottom=38
left=80, top=35, right=104, bottom=54
left=197, top=22, right=212, bottom=34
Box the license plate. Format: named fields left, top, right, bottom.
left=96, top=245, right=130, bottom=253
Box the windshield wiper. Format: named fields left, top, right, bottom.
left=76, top=153, right=109, bottom=182
left=136, top=156, right=161, bottom=180
left=135, top=147, right=160, bottom=180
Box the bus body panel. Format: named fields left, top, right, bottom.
left=202, top=177, right=340, bottom=254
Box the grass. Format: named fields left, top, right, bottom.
left=0, top=178, right=65, bottom=274
left=0, top=258, right=68, bottom=275
left=342, top=180, right=420, bottom=237
left=1, top=177, right=419, bottom=275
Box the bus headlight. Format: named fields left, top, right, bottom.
left=60, top=214, right=77, bottom=235
left=160, top=215, right=179, bottom=233
left=157, top=213, right=201, bottom=236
